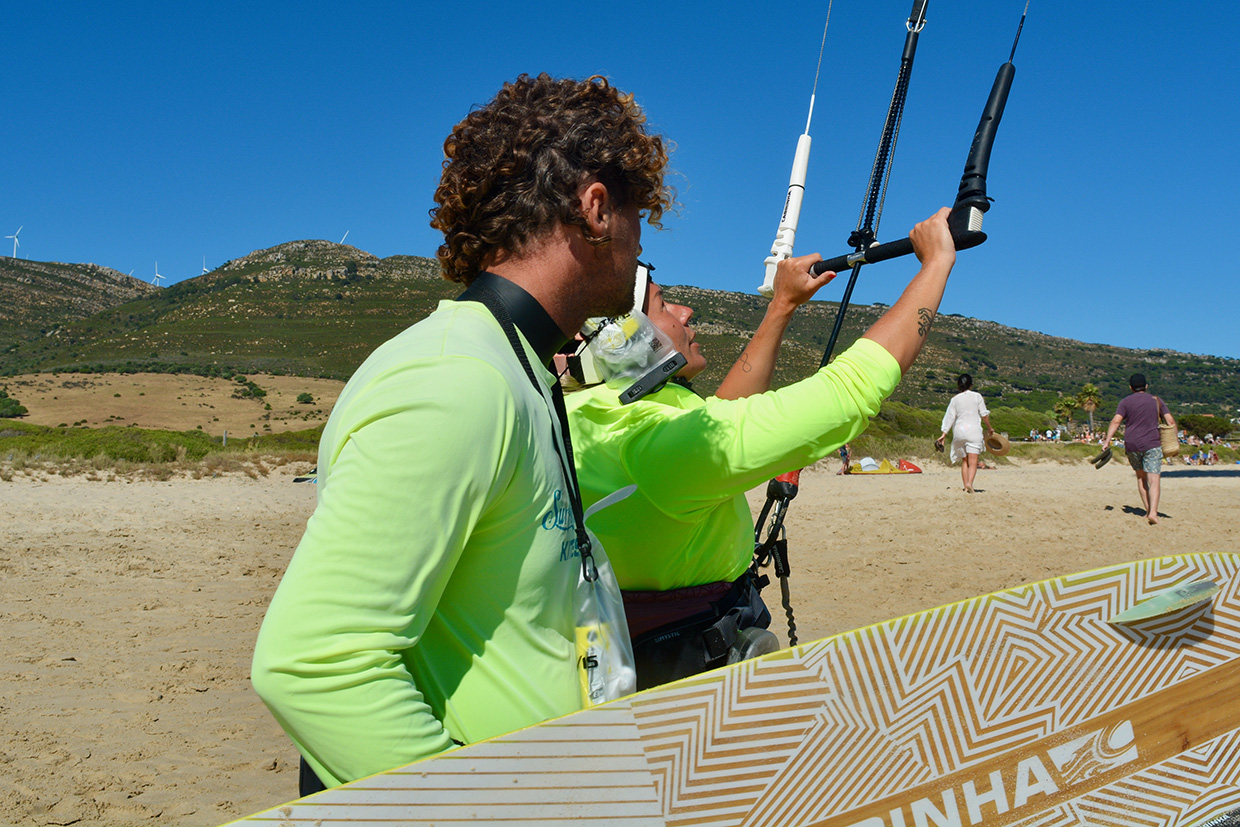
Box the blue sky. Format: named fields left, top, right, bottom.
left=5, top=1, right=1239, bottom=359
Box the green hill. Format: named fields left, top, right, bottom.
left=0, top=241, right=458, bottom=381
left=2, top=240, right=1238, bottom=425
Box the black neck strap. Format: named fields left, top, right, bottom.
left=457, top=280, right=596, bottom=581
left=458, top=272, right=568, bottom=366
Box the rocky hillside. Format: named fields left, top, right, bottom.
left=0, top=258, right=159, bottom=347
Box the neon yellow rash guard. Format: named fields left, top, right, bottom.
left=566, top=336, right=901, bottom=591
left=251, top=300, right=585, bottom=787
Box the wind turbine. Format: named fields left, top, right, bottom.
left=340, top=230, right=349, bottom=245
left=5, top=226, right=20, bottom=258
left=202, top=255, right=208, bottom=275
left=153, top=261, right=165, bottom=286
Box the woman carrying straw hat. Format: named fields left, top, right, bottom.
left=935, top=373, right=995, bottom=493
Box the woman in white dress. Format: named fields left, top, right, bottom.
left=934, top=373, right=995, bottom=493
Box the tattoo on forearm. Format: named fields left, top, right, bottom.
left=917, top=307, right=935, bottom=338
left=739, top=352, right=752, bottom=373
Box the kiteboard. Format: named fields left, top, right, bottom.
left=231, top=552, right=1240, bottom=826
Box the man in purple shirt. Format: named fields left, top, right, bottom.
left=1101, top=373, right=1176, bottom=525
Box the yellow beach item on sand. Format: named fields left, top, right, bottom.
left=846, top=458, right=922, bottom=474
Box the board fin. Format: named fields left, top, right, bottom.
left=1109, top=580, right=1219, bottom=624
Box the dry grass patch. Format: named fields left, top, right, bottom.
left=6, top=372, right=344, bottom=435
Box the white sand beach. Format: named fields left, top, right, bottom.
left=3, top=454, right=1238, bottom=825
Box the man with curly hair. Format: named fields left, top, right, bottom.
left=252, top=73, right=674, bottom=792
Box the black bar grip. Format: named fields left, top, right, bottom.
left=811, top=237, right=910, bottom=275
left=809, top=205, right=988, bottom=276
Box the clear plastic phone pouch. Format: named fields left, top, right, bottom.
left=575, top=489, right=637, bottom=706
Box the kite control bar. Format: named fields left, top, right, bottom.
left=810, top=56, right=1017, bottom=277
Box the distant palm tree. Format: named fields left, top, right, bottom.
left=1076, top=383, right=1102, bottom=434
left=1053, top=398, right=1079, bottom=428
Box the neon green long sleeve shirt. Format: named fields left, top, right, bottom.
left=566, top=337, right=901, bottom=590
left=252, top=301, right=584, bottom=787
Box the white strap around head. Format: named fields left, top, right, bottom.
left=632, top=261, right=652, bottom=314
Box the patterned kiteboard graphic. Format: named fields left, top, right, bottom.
left=232, top=553, right=1240, bottom=826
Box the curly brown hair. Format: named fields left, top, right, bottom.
left=430, top=73, right=674, bottom=284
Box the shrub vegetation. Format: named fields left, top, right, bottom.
left=0, top=387, right=27, bottom=418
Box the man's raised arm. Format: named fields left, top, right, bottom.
left=860, top=206, right=956, bottom=373
left=715, top=254, right=836, bottom=400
